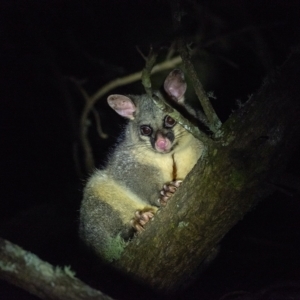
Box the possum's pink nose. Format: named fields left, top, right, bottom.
left=155, top=134, right=171, bottom=152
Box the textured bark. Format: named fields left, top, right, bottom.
left=114, top=49, right=300, bottom=292
left=0, top=238, right=113, bottom=300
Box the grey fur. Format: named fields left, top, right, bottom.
left=79, top=70, right=203, bottom=262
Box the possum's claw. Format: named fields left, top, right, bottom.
left=130, top=207, right=156, bottom=233
left=158, top=180, right=182, bottom=206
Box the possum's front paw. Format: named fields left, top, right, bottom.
left=130, top=207, right=156, bottom=233
left=158, top=180, right=182, bottom=206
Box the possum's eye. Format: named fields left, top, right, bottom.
left=164, top=115, right=176, bottom=128
left=140, top=125, right=152, bottom=136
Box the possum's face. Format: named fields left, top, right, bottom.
left=107, top=69, right=191, bottom=154
left=133, top=94, right=184, bottom=154
left=138, top=115, right=177, bottom=153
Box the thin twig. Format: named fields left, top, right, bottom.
left=74, top=84, right=95, bottom=172
left=89, top=55, right=182, bottom=105
left=77, top=84, right=108, bottom=139
left=170, top=0, right=222, bottom=133
left=92, top=107, right=108, bottom=139
left=74, top=81, right=108, bottom=172
left=178, top=42, right=221, bottom=132
left=141, top=47, right=159, bottom=96
left=151, top=93, right=211, bottom=144
left=136, top=46, right=147, bottom=61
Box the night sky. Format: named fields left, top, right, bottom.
left=1, top=1, right=300, bottom=299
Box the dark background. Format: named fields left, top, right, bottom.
left=1, top=1, right=300, bottom=299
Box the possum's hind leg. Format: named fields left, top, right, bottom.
left=158, top=180, right=182, bottom=206
left=130, top=207, right=157, bottom=233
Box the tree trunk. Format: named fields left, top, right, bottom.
left=114, top=49, right=300, bottom=292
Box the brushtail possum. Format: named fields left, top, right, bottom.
left=79, top=69, right=204, bottom=262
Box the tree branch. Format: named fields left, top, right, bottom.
left=150, top=93, right=211, bottom=144
left=0, top=238, right=113, bottom=300
left=141, top=46, right=158, bottom=96
left=112, top=48, right=300, bottom=292
left=170, top=0, right=222, bottom=133
left=140, top=48, right=211, bottom=144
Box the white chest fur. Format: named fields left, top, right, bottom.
left=134, top=133, right=203, bottom=183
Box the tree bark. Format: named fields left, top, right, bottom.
left=114, top=48, right=300, bottom=292
left=0, top=238, right=113, bottom=300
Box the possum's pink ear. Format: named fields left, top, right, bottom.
left=107, top=95, right=136, bottom=120
left=163, top=69, right=187, bottom=104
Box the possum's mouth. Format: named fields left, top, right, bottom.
left=154, top=141, right=178, bottom=154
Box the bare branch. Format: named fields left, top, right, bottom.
left=0, top=238, right=114, bottom=300
left=170, top=0, right=222, bottom=133
left=92, top=107, right=108, bottom=140
left=135, top=46, right=147, bottom=61
left=72, top=81, right=108, bottom=172
left=141, top=47, right=159, bottom=96
left=151, top=93, right=211, bottom=144
left=76, top=83, right=96, bottom=172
